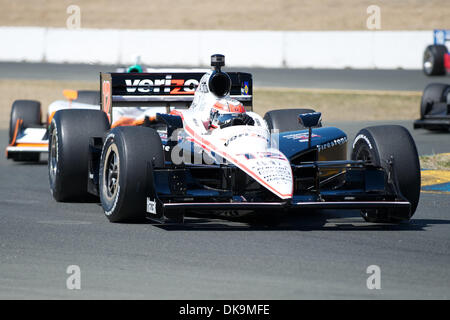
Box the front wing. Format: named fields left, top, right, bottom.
left=414, top=102, right=450, bottom=130
left=144, top=159, right=411, bottom=223
left=414, top=116, right=450, bottom=130
left=6, top=126, right=48, bottom=159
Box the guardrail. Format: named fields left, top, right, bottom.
left=0, top=27, right=433, bottom=69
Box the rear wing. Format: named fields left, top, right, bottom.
left=100, top=71, right=253, bottom=121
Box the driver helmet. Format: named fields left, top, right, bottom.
left=209, top=99, right=246, bottom=129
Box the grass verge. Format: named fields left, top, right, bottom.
left=254, top=87, right=421, bottom=121
left=420, top=153, right=450, bottom=171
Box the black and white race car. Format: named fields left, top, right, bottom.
left=48, top=55, right=421, bottom=225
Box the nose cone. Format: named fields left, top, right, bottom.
left=210, top=126, right=293, bottom=199
left=241, top=149, right=293, bottom=199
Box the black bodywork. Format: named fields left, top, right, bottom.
left=414, top=102, right=450, bottom=130
left=414, top=83, right=450, bottom=131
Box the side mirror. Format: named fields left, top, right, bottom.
left=298, top=112, right=322, bottom=148
left=298, top=112, right=322, bottom=128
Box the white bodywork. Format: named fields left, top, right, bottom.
left=6, top=128, right=48, bottom=153
left=178, top=71, right=294, bottom=199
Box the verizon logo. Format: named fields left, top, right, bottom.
left=125, top=75, right=199, bottom=94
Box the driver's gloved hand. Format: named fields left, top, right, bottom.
left=219, top=118, right=233, bottom=128
left=220, top=114, right=255, bottom=128
left=238, top=113, right=255, bottom=126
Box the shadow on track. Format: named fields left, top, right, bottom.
left=154, top=209, right=450, bottom=232
left=10, top=160, right=47, bottom=166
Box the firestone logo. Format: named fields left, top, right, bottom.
left=125, top=75, right=199, bottom=94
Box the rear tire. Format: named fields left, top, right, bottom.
left=74, top=90, right=100, bottom=105
left=99, top=126, right=164, bottom=223
left=264, top=108, right=321, bottom=133
left=9, top=100, right=41, bottom=162
left=423, top=45, right=448, bottom=76
left=48, top=109, right=110, bottom=201
left=351, top=125, right=420, bottom=223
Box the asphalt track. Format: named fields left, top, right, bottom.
left=2, top=62, right=450, bottom=91
left=1, top=121, right=449, bottom=299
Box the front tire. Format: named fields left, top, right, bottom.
left=9, top=100, right=42, bottom=162
left=99, top=126, right=164, bottom=223
left=351, top=125, right=421, bottom=223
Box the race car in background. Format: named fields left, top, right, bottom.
left=6, top=90, right=100, bottom=162
left=414, top=83, right=450, bottom=131
left=48, top=54, right=421, bottom=225
left=423, top=29, right=450, bottom=76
